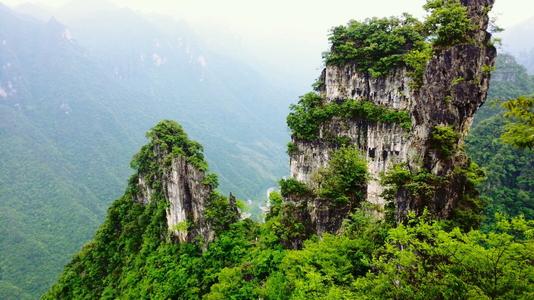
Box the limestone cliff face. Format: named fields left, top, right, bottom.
left=165, top=156, right=215, bottom=243
left=289, top=0, right=496, bottom=234
left=135, top=153, right=215, bottom=244
left=130, top=120, right=235, bottom=245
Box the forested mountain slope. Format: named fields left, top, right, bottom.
left=467, top=54, right=534, bottom=220
left=0, top=3, right=293, bottom=298
left=501, top=17, right=534, bottom=74
left=0, top=5, right=145, bottom=297
left=44, top=1, right=534, bottom=299
left=51, top=0, right=292, bottom=199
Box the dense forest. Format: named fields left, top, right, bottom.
left=44, top=98, right=534, bottom=299
left=0, top=3, right=291, bottom=298
left=467, top=54, right=534, bottom=221
left=43, top=0, right=533, bottom=299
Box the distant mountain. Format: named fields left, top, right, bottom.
left=501, top=17, right=534, bottom=74
left=0, top=2, right=294, bottom=298
left=0, top=4, right=145, bottom=298
left=53, top=1, right=292, bottom=199
left=467, top=54, right=534, bottom=222
left=13, top=2, right=53, bottom=21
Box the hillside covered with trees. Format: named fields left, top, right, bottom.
left=43, top=0, right=533, bottom=299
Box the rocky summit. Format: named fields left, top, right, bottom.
left=286, top=0, right=496, bottom=241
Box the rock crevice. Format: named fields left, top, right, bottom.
left=288, top=0, right=496, bottom=237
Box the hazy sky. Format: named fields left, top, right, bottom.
left=2, top=0, right=533, bottom=88
left=3, top=0, right=531, bottom=28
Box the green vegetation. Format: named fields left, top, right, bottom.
left=482, top=64, right=497, bottom=74
left=466, top=55, right=534, bottom=221
left=381, top=164, right=440, bottom=202
left=323, top=14, right=432, bottom=85
left=468, top=115, right=534, bottom=220
left=311, top=77, right=325, bottom=92
left=430, top=125, right=460, bottom=157
left=173, top=221, right=190, bottom=233
left=132, top=120, right=207, bottom=173
left=381, top=164, right=440, bottom=222
left=279, top=178, right=310, bottom=198
left=313, top=146, right=368, bottom=205
left=404, top=41, right=433, bottom=88
left=202, top=173, right=219, bottom=189
left=44, top=121, right=239, bottom=299
left=205, top=192, right=240, bottom=235
left=451, top=162, right=488, bottom=227
left=287, top=92, right=412, bottom=141
left=286, top=142, right=298, bottom=155
left=46, top=199, right=534, bottom=299
left=381, top=161, right=485, bottom=229
left=324, top=14, right=426, bottom=77
left=275, top=147, right=369, bottom=246
left=452, top=76, right=465, bottom=86
left=423, top=0, right=474, bottom=48
left=353, top=213, right=534, bottom=299
left=501, top=96, right=534, bottom=149
left=324, top=0, right=475, bottom=84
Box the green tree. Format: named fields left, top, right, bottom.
left=314, top=146, right=368, bottom=205
left=354, top=214, right=534, bottom=299
left=501, top=96, right=534, bottom=149
left=423, top=0, right=474, bottom=47
left=324, top=14, right=426, bottom=77
left=466, top=55, right=534, bottom=221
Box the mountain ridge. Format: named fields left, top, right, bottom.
left=44, top=1, right=534, bottom=299
left=0, top=3, right=293, bottom=298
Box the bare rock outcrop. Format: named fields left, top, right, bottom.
left=287, top=0, right=496, bottom=239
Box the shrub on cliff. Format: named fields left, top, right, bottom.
left=424, top=0, right=475, bottom=48
left=324, top=0, right=475, bottom=82
left=313, top=146, right=368, bottom=205
left=324, top=14, right=426, bottom=77
left=287, top=93, right=411, bottom=141
left=430, top=125, right=460, bottom=158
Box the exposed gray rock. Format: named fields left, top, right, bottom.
left=164, top=156, right=214, bottom=244
left=325, top=65, right=413, bottom=110
left=135, top=155, right=215, bottom=245
left=288, top=0, right=496, bottom=237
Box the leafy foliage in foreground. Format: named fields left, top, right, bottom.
left=354, top=213, right=534, bottom=299
left=45, top=201, right=534, bottom=299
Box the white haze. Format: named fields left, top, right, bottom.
left=2, top=0, right=534, bottom=89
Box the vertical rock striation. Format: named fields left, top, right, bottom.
left=135, top=147, right=215, bottom=244
left=132, top=120, right=237, bottom=245
left=164, top=156, right=214, bottom=243
left=288, top=0, right=496, bottom=237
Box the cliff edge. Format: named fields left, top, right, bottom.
left=285, top=0, right=497, bottom=243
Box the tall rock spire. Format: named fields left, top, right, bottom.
left=286, top=0, right=496, bottom=243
